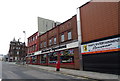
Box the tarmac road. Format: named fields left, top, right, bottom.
left=2, top=62, right=90, bottom=80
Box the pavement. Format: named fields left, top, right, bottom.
left=6, top=62, right=120, bottom=81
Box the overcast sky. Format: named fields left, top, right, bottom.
left=0, top=0, right=90, bottom=55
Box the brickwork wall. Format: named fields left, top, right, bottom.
left=80, top=2, right=119, bottom=42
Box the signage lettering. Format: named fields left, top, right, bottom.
left=41, top=45, right=66, bottom=53
left=81, top=37, right=120, bottom=54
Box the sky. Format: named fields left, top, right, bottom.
left=0, top=0, right=90, bottom=55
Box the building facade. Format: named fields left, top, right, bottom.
left=27, top=15, right=80, bottom=69
left=26, top=32, right=39, bottom=64
left=26, top=0, right=120, bottom=74
left=8, top=38, right=27, bottom=62
left=78, top=1, right=120, bottom=74
left=38, top=17, right=60, bottom=34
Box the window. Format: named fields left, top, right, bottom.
left=33, top=45, right=34, bottom=51
left=40, top=54, right=47, bottom=64
left=28, top=48, right=29, bottom=53
left=34, top=45, right=36, bottom=51
left=32, top=56, right=37, bottom=63
left=40, top=43, right=42, bottom=48
left=36, top=36, right=37, bottom=39
left=16, top=47, right=18, bottom=49
left=54, top=37, right=56, bottom=44
left=48, top=52, right=57, bottom=64
left=61, top=34, right=64, bottom=42
left=33, top=37, right=34, bottom=41
left=17, top=51, right=19, bottom=55
left=60, top=49, right=74, bottom=63
left=35, top=45, right=36, bottom=50
left=49, top=39, right=52, bottom=46
left=44, top=42, right=46, bottom=47
left=68, top=31, right=72, bottom=40
left=30, top=38, right=31, bottom=42
left=28, top=39, right=30, bottom=43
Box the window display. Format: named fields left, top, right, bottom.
left=40, top=54, right=47, bottom=64
left=60, top=49, right=74, bottom=63
left=48, top=52, right=57, bottom=64
left=32, top=56, right=37, bottom=63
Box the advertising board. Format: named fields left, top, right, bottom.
left=81, top=37, right=120, bottom=54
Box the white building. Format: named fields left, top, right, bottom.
left=38, top=17, right=60, bottom=34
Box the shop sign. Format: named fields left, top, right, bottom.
left=81, top=37, right=120, bottom=54
left=41, top=45, right=66, bottom=53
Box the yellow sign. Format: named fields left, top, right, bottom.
left=83, top=45, right=87, bottom=51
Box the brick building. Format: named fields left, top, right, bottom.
left=26, top=15, right=80, bottom=69
left=26, top=0, right=120, bottom=74
left=26, top=32, right=39, bottom=64
left=78, top=1, right=120, bottom=74
left=8, top=38, right=27, bottom=62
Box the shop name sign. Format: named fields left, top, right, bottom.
left=81, top=37, right=120, bottom=54
left=41, top=45, right=66, bottom=53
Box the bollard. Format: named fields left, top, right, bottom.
left=56, top=61, right=60, bottom=71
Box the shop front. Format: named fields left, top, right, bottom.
left=26, top=41, right=80, bottom=69
left=81, top=36, right=120, bottom=74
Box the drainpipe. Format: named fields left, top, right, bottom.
left=77, top=7, right=83, bottom=71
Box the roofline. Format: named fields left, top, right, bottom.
left=77, top=1, right=91, bottom=9
left=77, top=0, right=120, bottom=9
left=27, top=31, right=38, bottom=39
left=38, top=15, right=77, bottom=37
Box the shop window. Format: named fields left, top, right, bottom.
left=40, top=54, right=47, bottom=64
left=32, top=56, right=37, bottom=63
left=48, top=52, right=57, bottom=64
left=68, top=31, right=72, bottom=40
left=61, top=34, right=64, bottom=42
left=60, top=49, right=74, bottom=63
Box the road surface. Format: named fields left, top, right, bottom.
left=2, top=62, right=89, bottom=80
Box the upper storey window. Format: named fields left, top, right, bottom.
left=49, top=39, right=52, bottom=46
left=54, top=37, right=56, bottom=44
left=61, top=34, right=64, bottom=42
left=68, top=31, right=72, bottom=40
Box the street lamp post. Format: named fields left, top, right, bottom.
left=77, top=8, right=83, bottom=71
left=18, top=38, right=21, bottom=63
left=23, top=31, right=26, bottom=44
left=23, top=31, right=26, bottom=65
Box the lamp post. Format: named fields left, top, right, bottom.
left=23, top=31, right=26, bottom=65
left=23, top=31, right=26, bottom=44
left=18, top=38, right=21, bottom=62
left=77, top=8, right=83, bottom=71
